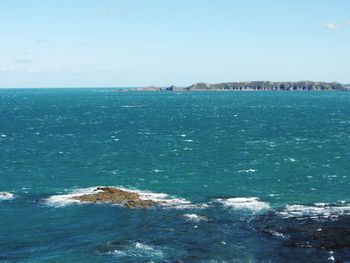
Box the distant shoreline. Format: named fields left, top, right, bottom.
left=1, top=81, right=350, bottom=91
left=115, top=81, right=350, bottom=92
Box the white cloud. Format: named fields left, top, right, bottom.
left=325, top=22, right=343, bottom=29
left=325, top=20, right=350, bottom=30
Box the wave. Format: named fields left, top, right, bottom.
left=0, top=192, right=14, bottom=200
left=111, top=242, right=164, bottom=260
left=183, top=213, right=208, bottom=222
left=215, top=197, right=270, bottom=212
left=238, top=169, right=256, bottom=173
left=120, top=105, right=143, bottom=108
left=162, top=202, right=209, bottom=210
left=45, top=187, right=100, bottom=207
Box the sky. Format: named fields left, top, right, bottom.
left=0, top=0, right=349, bottom=88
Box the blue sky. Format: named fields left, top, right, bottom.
left=0, top=0, right=349, bottom=87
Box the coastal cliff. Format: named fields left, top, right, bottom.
left=186, top=81, right=347, bottom=91
left=121, top=81, right=349, bottom=92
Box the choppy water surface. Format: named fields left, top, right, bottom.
left=1, top=89, right=350, bottom=262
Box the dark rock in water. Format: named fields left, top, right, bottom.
left=253, top=212, right=350, bottom=250
left=71, top=187, right=163, bottom=208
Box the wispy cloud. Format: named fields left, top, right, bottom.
left=325, top=20, right=350, bottom=30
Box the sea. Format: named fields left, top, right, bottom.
left=1, top=89, right=350, bottom=262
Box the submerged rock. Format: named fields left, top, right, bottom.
left=71, top=187, right=163, bottom=208
left=254, top=212, right=350, bottom=250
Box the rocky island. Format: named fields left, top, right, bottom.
left=71, top=187, right=163, bottom=208
left=119, top=81, right=350, bottom=92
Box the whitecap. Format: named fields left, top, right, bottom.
left=238, top=169, right=256, bottom=173
left=135, top=190, right=191, bottom=208
left=183, top=213, right=207, bottom=222
left=111, top=242, right=164, bottom=259
left=134, top=242, right=156, bottom=251
left=111, top=249, right=127, bottom=256
left=120, top=105, right=142, bottom=108
left=216, top=197, right=270, bottom=211
left=165, top=203, right=210, bottom=210
left=270, top=231, right=287, bottom=239
left=328, top=251, right=335, bottom=261
left=278, top=203, right=350, bottom=219
left=132, top=242, right=164, bottom=259
left=0, top=192, right=14, bottom=200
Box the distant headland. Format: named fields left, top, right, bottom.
left=116, top=81, right=350, bottom=92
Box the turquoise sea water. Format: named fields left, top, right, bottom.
left=1, top=89, right=350, bottom=262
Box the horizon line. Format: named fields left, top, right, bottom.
left=0, top=80, right=349, bottom=89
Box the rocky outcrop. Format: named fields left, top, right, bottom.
left=71, top=187, right=163, bottom=208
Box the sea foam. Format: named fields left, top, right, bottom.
left=111, top=242, right=164, bottom=260
left=45, top=187, right=102, bottom=207
left=183, top=213, right=208, bottom=222
left=216, top=197, right=270, bottom=211
left=116, top=186, right=191, bottom=208
left=0, top=192, right=14, bottom=200
left=278, top=203, right=350, bottom=219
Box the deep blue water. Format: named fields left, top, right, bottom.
left=1, top=89, right=350, bottom=262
